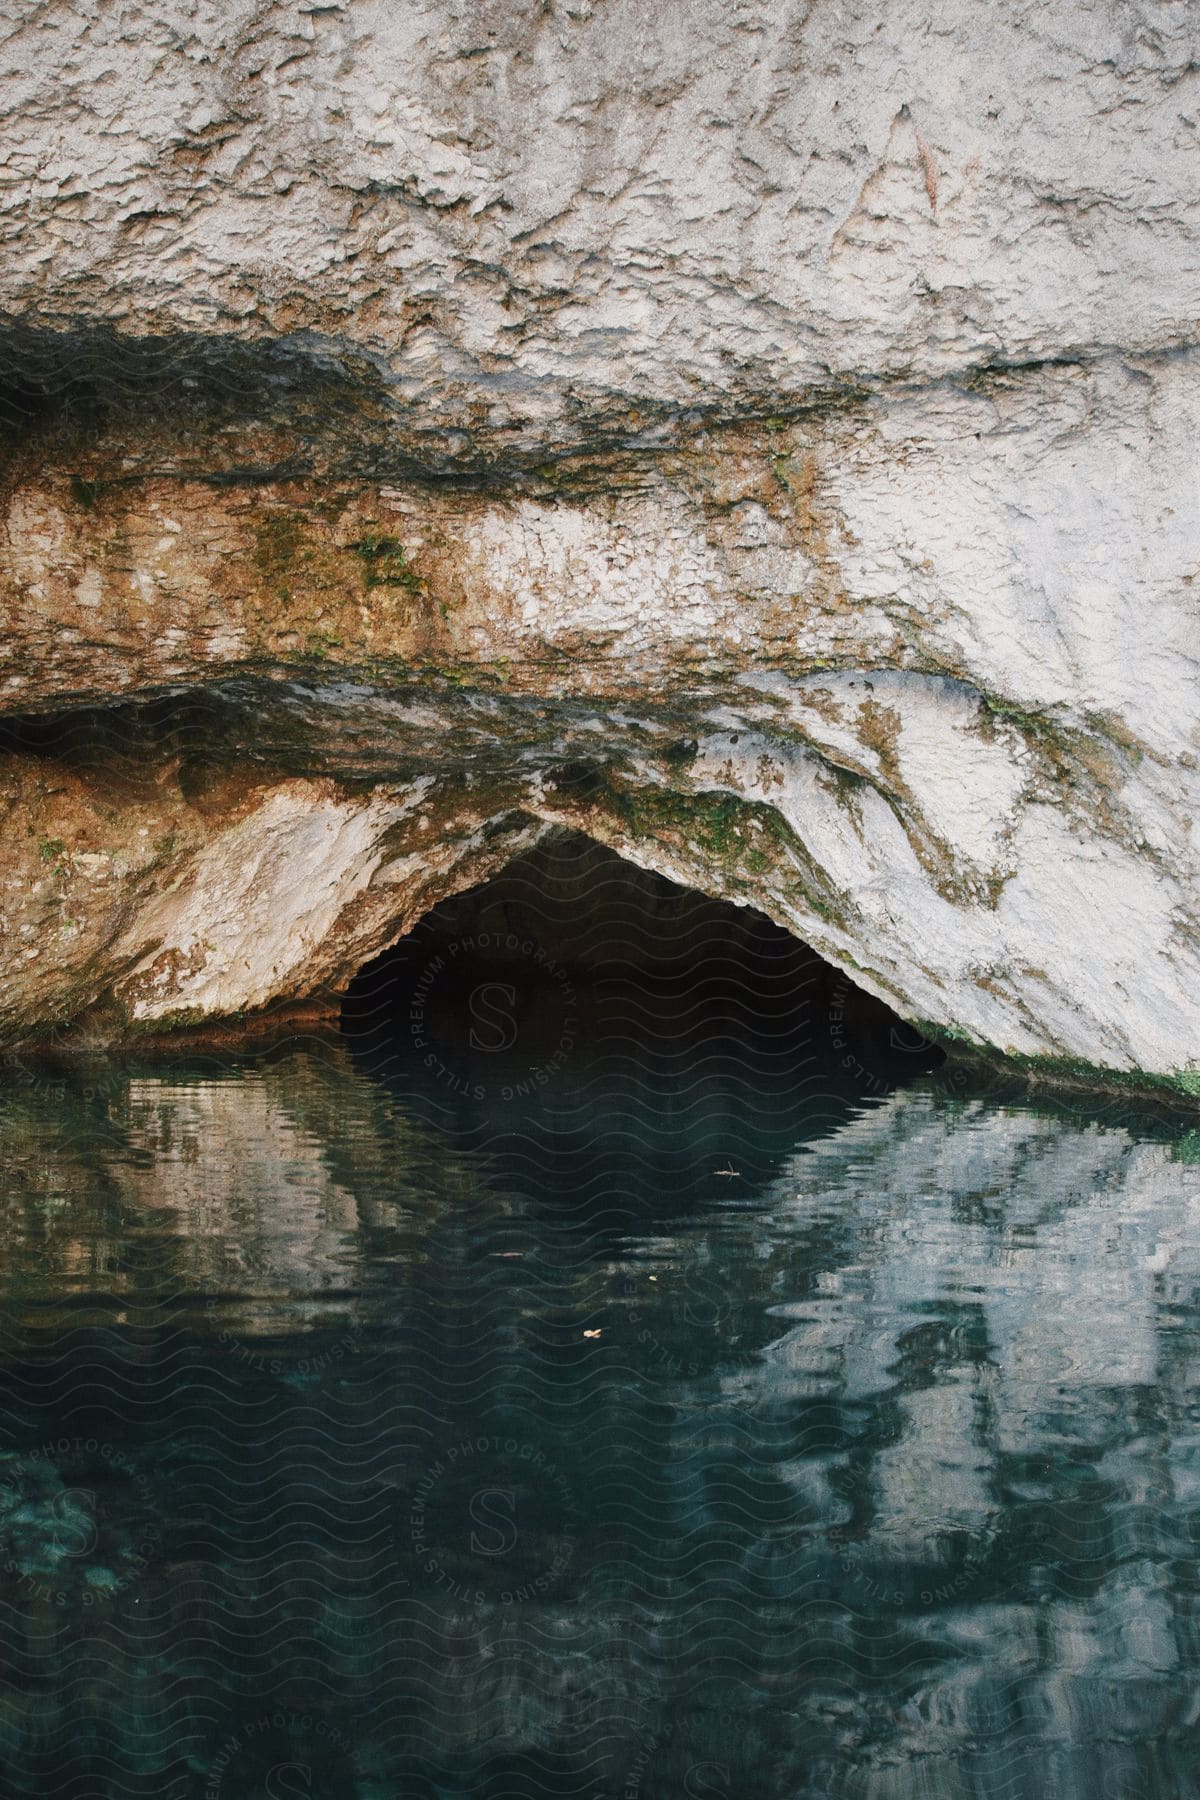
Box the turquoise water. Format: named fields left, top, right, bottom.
left=0, top=1001, right=1198, bottom=1796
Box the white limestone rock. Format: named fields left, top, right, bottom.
left=0, top=1, right=1197, bottom=1087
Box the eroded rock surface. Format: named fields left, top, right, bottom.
left=0, top=2, right=1197, bottom=1089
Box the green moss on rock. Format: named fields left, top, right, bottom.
left=351, top=535, right=423, bottom=593
left=924, top=1026, right=1200, bottom=1111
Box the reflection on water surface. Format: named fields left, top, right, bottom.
left=0, top=1019, right=1197, bottom=1798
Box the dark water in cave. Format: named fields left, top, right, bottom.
left=1, top=840, right=1198, bottom=1798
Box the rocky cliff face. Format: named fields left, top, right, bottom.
left=1, top=0, right=1198, bottom=1091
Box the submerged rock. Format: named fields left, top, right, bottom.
left=0, top=2, right=1197, bottom=1091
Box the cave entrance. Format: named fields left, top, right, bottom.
left=340, top=830, right=942, bottom=1133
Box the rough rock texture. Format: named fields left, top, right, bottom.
left=1, top=1, right=1198, bottom=1088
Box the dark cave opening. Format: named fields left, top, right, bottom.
left=340, top=832, right=943, bottom=1152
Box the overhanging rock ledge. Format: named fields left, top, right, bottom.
left=0, top=0, right=1197, bottom=1095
